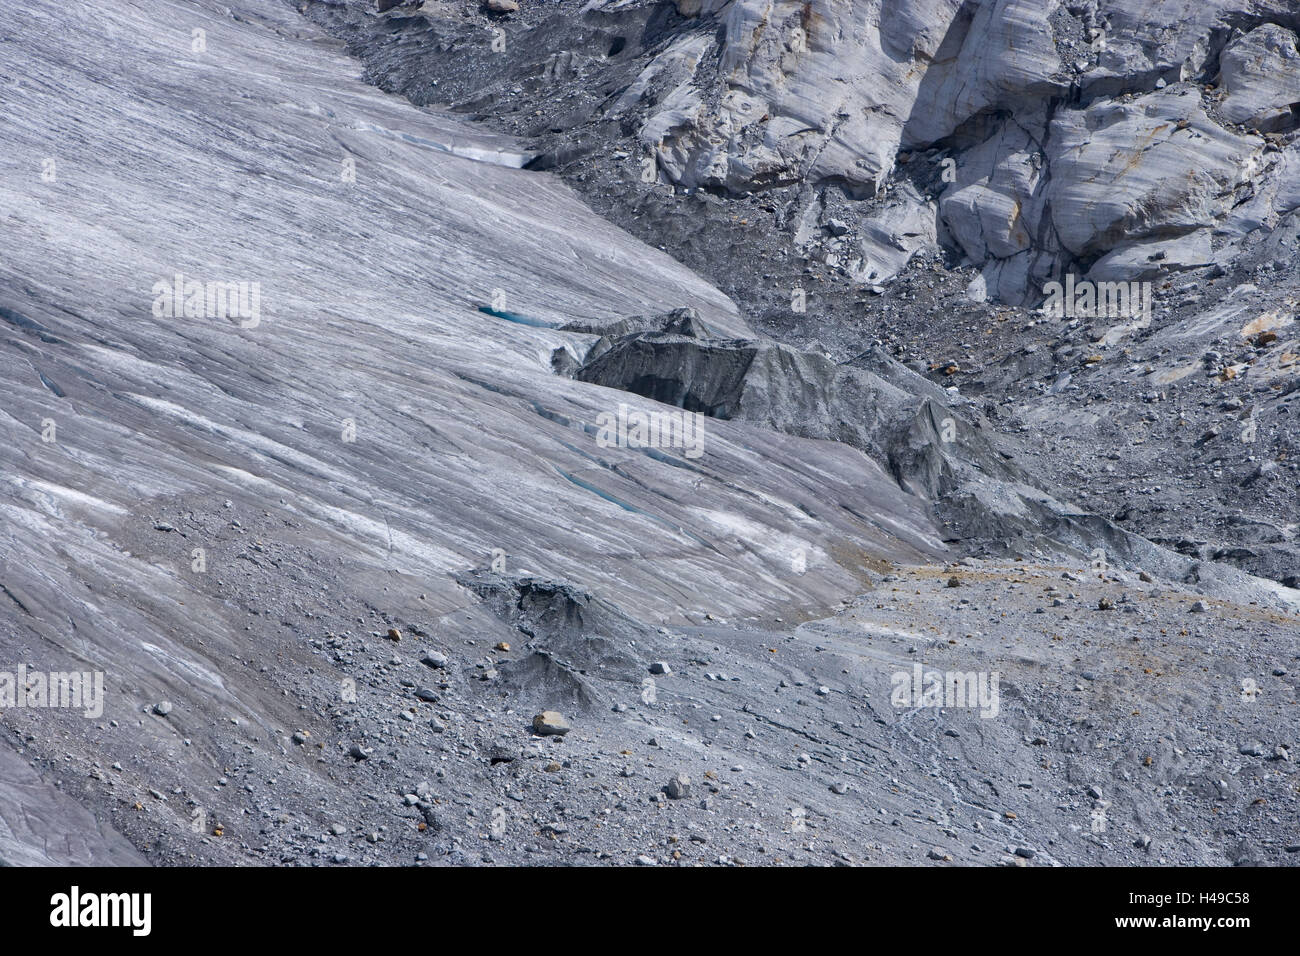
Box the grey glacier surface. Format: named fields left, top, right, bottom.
left=0, top=0, right=1298, bottom=867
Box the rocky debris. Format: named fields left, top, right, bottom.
left=484, top=740, right=520, bottom=763
left=153, top=702, right=173, bottom=717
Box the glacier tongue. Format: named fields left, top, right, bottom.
left=0, top=0, right=943, bottom=864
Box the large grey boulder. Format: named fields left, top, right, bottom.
left=1218, top=24, right=1300, bottom=132
left=1045, top=88, right=1260, bottom=258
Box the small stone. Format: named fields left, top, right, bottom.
left=421, top=651, right=448, bottom=669
left=1014, top=846, right=1036, bottom=859
left=414, top=687, right=439, bottom=702
left=927, top=847, right=951, bottom=861
left=665, top=773, right=691, bottom=799
left=649, top=661, right=671, bottom=675
left=1097, top=597, right=1115, bottom=611
left=830, top=781, right=849, bottom=794
left=946, top=576, right=961, bottom=588
left=387, top=628, right=402, bottom=641
left=348, top=744, right=371, bottom=761
left=153, top=701, right=173, bottom=717
left=1190, top=600, right=1209, bottom=613
left=532, top=711, right=571, bottom=736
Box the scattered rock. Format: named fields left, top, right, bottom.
left=665, top=773, right=692, bottom=800
left=532, top=711, right=570, bottom=736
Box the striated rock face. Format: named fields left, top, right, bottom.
left=635, top=0, right=1065, bottom=198
left=298, top=0, right=1300, bottom=306
left=575, top=0, right=1300, bottom=301
left=1047, top=89, right=1258, bottom=262
left=1218, top=24, right=1300, bottom=132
